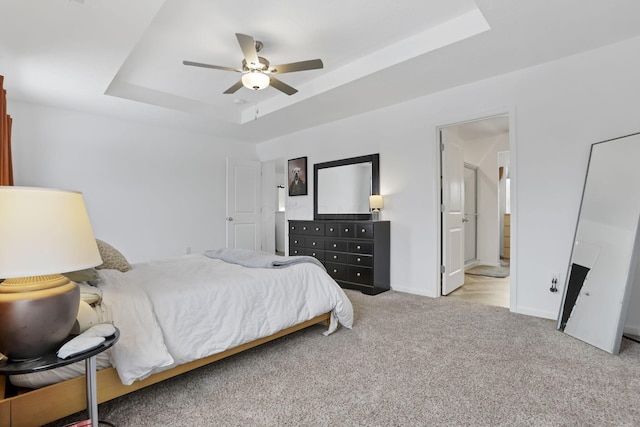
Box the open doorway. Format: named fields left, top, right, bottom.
left=439, top=115, right=511, bottom=308
left=275, top=159, right=286, bottom=255
left=260, top=158, right=287, bottom=255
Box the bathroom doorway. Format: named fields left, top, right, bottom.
left=439, top=115, right=512, bottom=308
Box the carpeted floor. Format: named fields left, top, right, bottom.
left=47, top=290, right=640, bottom=427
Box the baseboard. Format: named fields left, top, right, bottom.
left=623, top=324, right=640, bottom=336
left=464, top=260, right=480, bottom=271
left=514, top=305, right=558, bottom=320
left=390, top=285, right=435, bottom=298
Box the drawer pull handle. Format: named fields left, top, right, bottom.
left=312, top=242, right=316, bottom=246
left=333, top=255, right=338, bottom=259
left=357, top=258, right=361, bottom=262
left=356, top=272, right=361, bottom=277
left=333, top=269, right=338, bottom=273
left=357, top=245, right=361, bottom=250
left=362, top=229, right=366, bottom=233
left=333, top=244, right=337, bottom=248
left=330, top=228, right=334, bottom=231
left=344, top=228, right=349, bottom=232
left=303, top=226, right=307, bottom=230
left=315, top=227, right=320, bottom=231
left=312, top=252, right=316, bottom=256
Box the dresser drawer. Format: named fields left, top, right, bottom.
left=348, top=266, right=373, bottom=285
left=289, top=246, right=305, bottom=256
left=356, top=223, right=374, bottom=239
left=324, top=223, right=340, bottom=237
left=289, top=221, right=325, bottom=236
left=326, top=251, right=348, bottom=264
left=339, top=223, right=356, bottom=238
left=326, top=240, right=348, bottom=252
left=289, top=236, right=305, bottom=248
left=305, top=249, right=325, bottom=261
left=325, top=262, right=348, bottom=281
left=348, top=253, right=373, bottom=267
left=304, top=236, right=325, bottom=249
left=349, top=241, right=373, bottom=255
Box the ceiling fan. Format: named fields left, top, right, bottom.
left=183, top=33, right=324, bottom=96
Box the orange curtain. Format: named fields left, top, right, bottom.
left=0, top=75, right=13, bottom=186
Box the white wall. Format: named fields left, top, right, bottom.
left=10, top=101, right=256, bottom=263
left=258, top=35, right=640, bottom=319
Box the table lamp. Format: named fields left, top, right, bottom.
left=0, top=187, right=102, bottom=360
left=369, top=195, right=384, bottom=221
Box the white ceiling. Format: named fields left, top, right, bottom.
left=446, top=115, right=510, bottom=141
left=2, top=0, right=640, bottom=143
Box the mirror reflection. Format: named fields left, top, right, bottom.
left=558, top=132, right=640, bottom=354
left=317, top=163, right=372, bottom=214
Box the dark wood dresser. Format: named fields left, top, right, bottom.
left=288, top=220, right=390, bottom=295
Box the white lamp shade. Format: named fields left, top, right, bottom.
left=242, top=72, right=270, bottom=90
left=369, top=195, right=384, bottom=210
left=0, top=187, right=102, bottom=278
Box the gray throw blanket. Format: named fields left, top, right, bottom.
left=203, top=248, right=326, bottom=271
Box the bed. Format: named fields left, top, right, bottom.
left=0, top=247, right=353, bottom=427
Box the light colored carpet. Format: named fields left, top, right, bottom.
left=466, top=264, right=510, bottom=278
left=47, top=290, right=640, bottom=426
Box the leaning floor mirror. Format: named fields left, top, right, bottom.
left=557, top=132, right=640, bottom=354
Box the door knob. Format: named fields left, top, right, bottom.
left=462, top=217, right=469, bottom=223
left=227, top=217, right=234, bottom=221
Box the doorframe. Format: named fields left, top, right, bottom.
left=464, top=162, right=479, bottom=267
left=435, top=109, right=518, bottom=312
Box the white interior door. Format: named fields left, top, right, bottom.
left=441, top=130, right=466, bottom=295
left=226, top=158, right=261, bottom=250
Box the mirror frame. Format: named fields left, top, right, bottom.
left=556, top=131, right=640, bottom=354
left=314, top=153, right=380, bottom=220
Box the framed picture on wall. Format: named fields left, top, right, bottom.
left=288, top=157, right=308, bottom=196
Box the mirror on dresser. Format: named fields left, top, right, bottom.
left=557, top=132, right=640, bottom=354
left=314, top=154, right=379, bottom=220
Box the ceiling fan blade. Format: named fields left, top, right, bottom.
left=183, top=60, right=241, bottom=73
left=236, top=33, right=260, bottom=67
left=270, top=59, right=324, bottom=74
left=223, top=80, right=244, bottom=94
left=269, top=77, right=298, bottom=96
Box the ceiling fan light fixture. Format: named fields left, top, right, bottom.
left=242, top=71, right=270, bottom=91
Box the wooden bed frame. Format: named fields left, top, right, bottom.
left=0, top=312, right=330, bottom=427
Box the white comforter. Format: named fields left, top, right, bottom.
left=96, top=254, right=353, bottom=385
